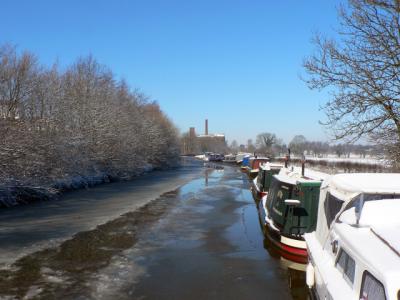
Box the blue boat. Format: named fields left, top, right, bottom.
left=240, top=155, right=252, bottom=172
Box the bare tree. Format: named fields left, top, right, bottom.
left=256, top=132, right=276, bottom=150
left=303, top=0, right=400, bottom=165
left=289, top=135, right=307, bottom=156
left=0, top=44, right=39, bottom=120
left=246, top=139, right=256, bottom=153
left=0, top=45, right=180, bottom=194
left=255, top=132, right=284, bottom=157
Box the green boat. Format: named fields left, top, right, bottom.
left=259, top=167, right=327, bottom=263
left=251, top=163, right=283, bottom=201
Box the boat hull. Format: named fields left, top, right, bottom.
left=248, top=169, right=259, bottom=179
left=264, top=225, right=308, bottom=264
left=258, top=198, right=308, bottom=264
left=251, top=181, right=265, bottom=202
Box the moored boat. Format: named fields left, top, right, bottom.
left=260, top=167, right=327, bottom=263
left=240, top=155, right=252, bottom=172
left=235, top=152, right=252, bottom=164
left=222, top=154, right=236, bottom=163
left=251, top=163, right=284, bottom=201
left=247, top=157, right=270, bottom=179
left=305, top=173, right=400, bottom=300
left=208, top=153, right=224, bottom=162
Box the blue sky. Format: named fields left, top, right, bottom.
left=1, top=0, right=342, bottom=144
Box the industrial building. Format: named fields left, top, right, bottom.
left=181, top=119, right=226, bottom=155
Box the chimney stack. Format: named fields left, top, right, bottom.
left=205, top=119, right=208, bottom=135
left=189, top=127, right=196, bottom=139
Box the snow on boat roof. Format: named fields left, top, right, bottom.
left=336, top=200, right=400, bottom=286
left=340, top=199, right=400, bottom=228
left=250, top=157, right=269, bottom=161
left=335, top=224, right=400, bottom=289
left=339, top=200, right=400, bottom=256
left=329, top=173, right=400, bottom=195
left=260, top=163, right=284, bottom=171
left=275, top=167, right=328, bottom=185
left=372, top=225, right=400, bottom=257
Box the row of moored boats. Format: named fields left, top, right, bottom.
left=235, top=153, right=400, bottom=300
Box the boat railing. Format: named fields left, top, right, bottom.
left=288, top=225, right=308, bottom=236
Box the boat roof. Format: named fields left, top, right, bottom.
left=329, top=173, right=400, bottom=195
left=336, top=200, right=400, bottom=289
left=340, top=199, right=400, bottom=254
left=274, top=167, right=328, bottom=186
left=236, top=152, right=252, bottom=157
left=249, top=156, right=269, bottom=161
left=260, top=163, right=284, bottom=171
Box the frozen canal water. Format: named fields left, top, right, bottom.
left=0, top=159, right=308, bottom=299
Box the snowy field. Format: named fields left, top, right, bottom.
left=304, top=155, right=386, bottom=166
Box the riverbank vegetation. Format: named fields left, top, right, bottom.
left=0, top=44, right=180, bottom=207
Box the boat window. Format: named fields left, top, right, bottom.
left=266, top=178, right=279, bottom=208
left=343, top=193, right=399, bottom=213
left=345, top=255, right=355, bottom=284
left=266, top=178, right=294, bottom=226
left=359, top=271, right=386, bottom=300
left=273, top=184, right=292, bottom=211
left=257, top=170, right=263, bottom=185
left=336, top=249, right=347, bottom=272
left=335, top=249, right=355, bottom=285
left=324, top=192, right=344, bottom=228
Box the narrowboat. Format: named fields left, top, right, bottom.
left=305, top=173, right=400, bottom=300
left=251, top=163, right=284, bottom=201
left=260, top=167, right=327, bottom=263
left=247, top=157, right=270, bottom=179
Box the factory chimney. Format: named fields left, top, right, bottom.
left=205, top=119, right=208, bottom=135
left=189, top=127, right=196, bottom=139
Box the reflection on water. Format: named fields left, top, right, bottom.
left=263, top=235, right=309, bottom=300
left=0, top=160, right=309, bottom=299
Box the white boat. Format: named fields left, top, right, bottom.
left=222, top=154, right=236, bottom=163
left=194, top=154, right=208, bottom=161
left=305, top=173, right=400, bottom=300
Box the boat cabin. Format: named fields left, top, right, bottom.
left=261, top=167, right=327, bottom=262
left=253, top=163, right=283, bottom=199
left=208, top=153, right=224, bottom=162
left=240, top=155, right=252, bottom=171
left=248, top=157, right=270, bottom=179
left=223, top=154, right=236, bottom=163
left=266, top=169, right=324, bottom=237
left=235, top=152, right=252, bottom=164
left=305, top=173, right=400, bottom=300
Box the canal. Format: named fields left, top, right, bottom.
left=0, top=158, right=308, bottom=299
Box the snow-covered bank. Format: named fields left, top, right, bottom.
left=0, top=163, right=178, bottom=208
left=0, top=165, right=154, bottom=208
left=0, top=186, right=59, bottom=208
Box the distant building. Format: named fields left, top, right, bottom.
left=181, top=119, right=226, bottom=155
